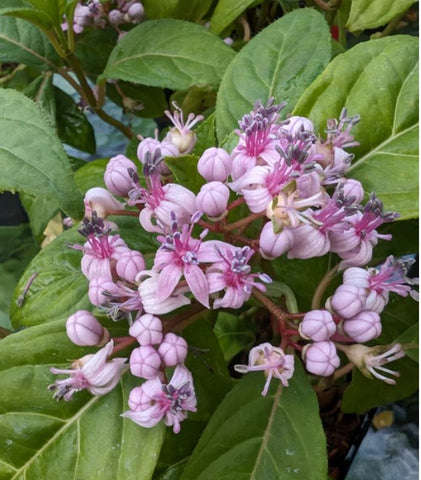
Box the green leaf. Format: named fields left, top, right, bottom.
left=192, top=111, right=216, bottom=156
left=9, top=228, right=89, bottom=328
left=0, top=89, right=83, bottom=219
left=342, top=356, right=418, bottom=414
left=213, top=311, right=256, bottom=362
left=20, top=192, right=59, bottom=239
left=182, top=315, right=233, bottom=422
left=215, top=9, right=331, bottom=142
left=0, top=320, right=165, bottom=480
left=166, top=154, right=203, bottom=194
left=105, top=81, right=168, bottom=118
left=74, top=158, right=108, bottom=192
left=54, top=86, right=96, bottom=154
left=0, top=16, right=60, bottom=70
left=269, top=255, right=331, bottom=312
left=372, top=219, right=418, bottom=261
left=142, top=0, right=213, bottom=21
left=294, top=36, right=419, bottom=220
left=398, top=322, right=418, bottom=363
left=0, top=0, right=54, bottom=31
left=23, top=74, right=56, bottom=120
left=181, top=359, right=327, bottom=479
left=100, top=19, right=236, bottom=90
left=75, top=28, right=118, bottom=77
left=210, top=0, right=257, bottom=34
left=346, top=0, right=416, bottom=32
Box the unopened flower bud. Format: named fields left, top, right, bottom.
left=299, top=310, right=336, bottom=342
left=197, top=147, right=232, bottom=182
left=104, top=154, right=137, bottom=197
left=302, top=341, right=340, bottom=376
left=341, top=179, right=364, bottom=204
left=66, top=310, right=110, bottom=346
left=342, top=311, right=381, bottom=343
left=342, top=267, right=370, bottom=289
left=108, top=9, right=123, bottom=25
left=115, top=250, right=146, bottom=283
left=84, top=187, right=125, bottom=219
left=129, top=314, right=163, bottom=346
left=130, top=345, right=161, bottom=379
left=158, top=333, right=188, bottom=366
left=259, top=222, right=294, bottom=260
left=137, top=138, right=179, bottom=175
left=329, top=284, right=367, bottom=319
left=282, top=116, right=314, bottom=136
left=128, top=385, right=149, bottom=411
left=128, top=2, right=144, bottom=21
left=196, top=182, right=229, bottom=219
left=88, top=277, right=120, bottom=307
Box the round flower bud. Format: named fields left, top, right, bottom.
left=303, top=341, right=340, bottom=376
left=128, top=386, right=147, bottom=411
left=129, top=314, right=163, bottom=346
left=158, top=333, right=188, bottom=366
left=115, top=250, right=145, bottom=283
left=130, top=346, right=161, bottom=379
left=197, top=147, right=232, bottom=182
left=104, top=154, right=137, bottom=197
left=329, top=284, right=367, bottom=319
left=299, top=310, right=336, bottom=342
left=84, top=187, right=124, bottom=219
left=282, top=116, right=314, bottom=137
left=342, top=311, right=382, bottom=343
left=196, top=182, right=230, bottom=219
left=341, top=179, right=364, bottom=204
left=88, top=277, right=120, bottom=307
left=66, top=310, right=110, bottom=347
left=259, top=222, right=294, bottom=260
left=108, top=9, right=123, bottom=25
left=128, top=2, right=144, bottom=21
left=137, top=138, right=179, bottom=175
left=342, top=267, right=370, bottom=289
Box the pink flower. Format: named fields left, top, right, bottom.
left=152, top=213, right=213, bottom=307
left=207, top=245, right=271, bottom=309
left=49, top=341, right=127, bottom=401
left=164, top=102, right=203, bottom=154
left=122, top=365, right=197, bottom=433
left=234, top=343, right=295, bottom=396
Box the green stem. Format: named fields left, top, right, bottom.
left=311, top=264, right=339, bottom=310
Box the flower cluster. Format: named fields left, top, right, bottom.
left=63, top=0, right=144, bottom=35
left=49, top=99, right=416, bottom=434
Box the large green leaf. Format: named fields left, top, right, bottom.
left=75, top=28, right=118, bottom=77
left=20, top=192, right=59, bottom=240
left=9, top=228, right=89, bottom=328
left=346, top=0, right=416, bottom=32
left=294, top=36, right=419, bottom=220
left=215, top=9, right=331, bottom=143
left=210, top=0, right=257, bottom=34
left=0, top=320, right=165, bottom=480
left=0, top=0, right=65, bottom=32
left=181, top=359, right=327, bottom=479
left=100, top=19, right=236, bottom=90
left=0, top=16, right=60, bottom=70
left=0, top=89, right=83, bottom=219
left=142, top=0, right=213, bottom=21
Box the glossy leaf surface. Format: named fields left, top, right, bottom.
left=0, top=320, right=165, bottom=480
left=181, top=360, right=327, bottom=479
left=0, top=89, right=83, bottom=219
left=346, top=0, right=416, bottom=32
left=0, top=15, right=60, bottom=69
left=294, top=36, right=419, bottom=219
left=100, top=19, right=235, bottom=90
left=215, top=9, right=331, bottom=142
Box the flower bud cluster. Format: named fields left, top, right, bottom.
left=124, top=314, right=196, bottom=433
left=326, top=256, right=418, bottom=343
left=65, top=0, right=145, bottom=35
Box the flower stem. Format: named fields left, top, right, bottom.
left=223, top=212, right=266, bottom=232
left=112, top=336, right=136, bottom=355
left=311, top=264, right=339, bottom=310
